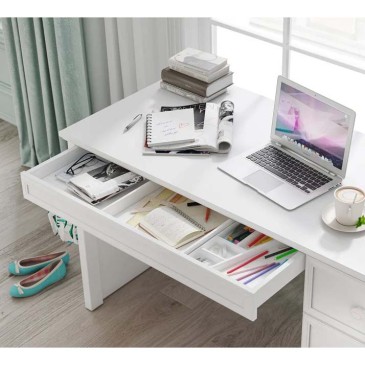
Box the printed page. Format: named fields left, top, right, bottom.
left=149, top=109, right=195, bottom=147
left=140, top=206, right=203, bottom=246
left=216, top=100, right=234, bottom=153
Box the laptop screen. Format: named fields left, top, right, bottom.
left=274, top=82, right=352, bottom=172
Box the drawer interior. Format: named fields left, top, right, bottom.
left=187, top=222, right=301, bottom=292
left=32, top=147, right=148, bottom=211
left=102, top=182, right=233, bottom=252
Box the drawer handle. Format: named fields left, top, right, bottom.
left=350, top=306, right=365, bottom=320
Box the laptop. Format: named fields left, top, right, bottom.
left=219, top=76, right=356, bottom=210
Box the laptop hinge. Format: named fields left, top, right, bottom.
left=276, top=143, right=340, bottom=179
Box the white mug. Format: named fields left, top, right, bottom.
left=334, top=186, right=365, bottom=226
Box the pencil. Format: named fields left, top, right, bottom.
left=250, top=236, right=272, bottom=247
left=243, top=262, right=280, bottom=284
left=227, top=263, right=269, bottom=276
left=236, top=263, right=274, bottom=281
left=226, top=250, right=269, bottom=274
left=205, top=208, right=211, bottom=222
left=243, top=259, right=288, bottom=284
left=247, top=233, right=266, bottom=248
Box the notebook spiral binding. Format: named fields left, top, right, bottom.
left=146, top=114, right=153, bottom=144
left=170, top=205, right=206, bottom=231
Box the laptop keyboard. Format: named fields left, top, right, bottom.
left=246, top=145, right=333, bottom=194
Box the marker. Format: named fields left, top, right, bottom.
left=275, top=248, right=297, bottom=260
left=264, top=247, right=293, bottom=259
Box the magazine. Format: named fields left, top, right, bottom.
left=55, top=155, right=145, bottom=205
left=143, top=101, right=234, bottom=155
left=67, top=163, right=145, bottom=205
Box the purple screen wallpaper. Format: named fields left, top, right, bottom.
left=275, top=83, right=350, bottom=170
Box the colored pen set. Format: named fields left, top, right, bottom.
left=225, top=224, right=273, bottom=248
left=225, top=245, right=297, bottom=285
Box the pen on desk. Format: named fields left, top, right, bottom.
left=226, top=250, right=269, bottom=274
left=123, top=113, right=143, bottom=133
left=205, top=208, right=211, bottom=222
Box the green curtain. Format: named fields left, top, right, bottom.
left=2, top=18, right=91, bottom=167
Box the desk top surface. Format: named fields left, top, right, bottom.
left=60, top=82, right=365, bottom=280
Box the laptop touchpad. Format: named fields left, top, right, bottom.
left=244, top=170, right=283, bottom=193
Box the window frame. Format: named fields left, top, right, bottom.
left=210, top=17, right=365, bottom=77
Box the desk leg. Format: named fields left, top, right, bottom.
left=78, top=228, right=149, bottom=311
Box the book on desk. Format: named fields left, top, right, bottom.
left=161, top=48, right=233, bottom=102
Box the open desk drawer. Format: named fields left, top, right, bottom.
left=21, top=147, right=305, bottom=321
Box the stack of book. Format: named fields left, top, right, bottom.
left=160, top=48, right=233, bottom=103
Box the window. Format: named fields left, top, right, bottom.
left=211, top=18, right=365, bottom=133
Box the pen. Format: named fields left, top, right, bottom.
left=227, top=226, right=246, bottom=241
left=205, top=208, right=211, bottom=222
left=123, top=113, right=143, bottom=133
left=275, top=248, right=297, bottom=260
left=187, top=202, right=201, bottom=206
left=264, top=247, right=293, bottom=259
left=233, top=230, right=252, bottom=244
left=226, top=250, right=269, bottom=274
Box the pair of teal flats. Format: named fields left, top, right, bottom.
left=8, top=251, right=69, bottom=298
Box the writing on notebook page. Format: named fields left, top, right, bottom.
left=156, top=120, right=191, bottom=137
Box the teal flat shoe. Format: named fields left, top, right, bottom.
left=8, top=251, right=69, bottom=276
left=10, top=260, right=67, bottom=298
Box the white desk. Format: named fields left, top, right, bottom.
left=22, top=82, right=365, bottom=347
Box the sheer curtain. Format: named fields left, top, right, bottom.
left=83, top=18, right=212, bottom=109
left=3, top=17, right=211, bottom=166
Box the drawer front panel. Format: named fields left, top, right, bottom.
left=303, top=314, right=364, bottom=348
left=308, top=258, right=365, bottom=335
left=21, top=146, right=305, bottom=322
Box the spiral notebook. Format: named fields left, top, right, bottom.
left=139, top=203, right=227, bottom=248
left=146, top=108, right=195, bottom=148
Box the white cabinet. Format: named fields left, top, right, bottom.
left=302, top=257, right=365, bottom=347
left=302, top=314, right=364, bottom=347
left=21, top=146, right=305, bottom=321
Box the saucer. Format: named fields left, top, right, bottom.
left=322, top=202, right=365, bottom=233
